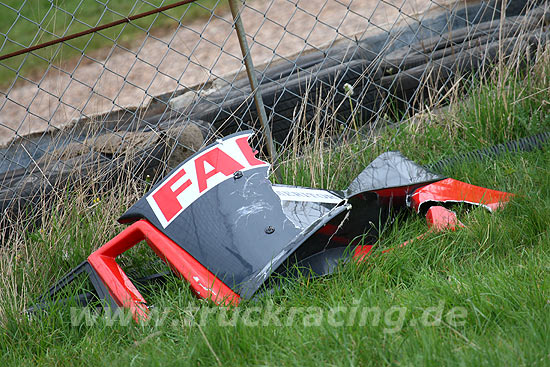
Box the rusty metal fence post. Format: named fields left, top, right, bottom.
left=227, top=0, right=279, bottom=177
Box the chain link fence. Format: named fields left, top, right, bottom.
left=0, top=0, right=546, bottom=221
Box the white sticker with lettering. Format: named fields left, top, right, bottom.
left=146, top=133, right=268, bottom=228
left=272, top=185, right=343, bottom=204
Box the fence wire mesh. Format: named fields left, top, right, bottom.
left=0, top=0, right=546, bottom=221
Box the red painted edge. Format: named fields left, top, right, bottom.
left=88, top=219, right=240, bottom=322
left=410, top=178, right=513, bottom=213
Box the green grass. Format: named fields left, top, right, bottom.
left=2, top=148, right=549, bottom=366
left=1, top=52, right=550, bottom=366
left=0, top=0, right=222, bottom=87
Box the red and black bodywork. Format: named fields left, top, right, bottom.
left=33, top=132, right=513, bottom=322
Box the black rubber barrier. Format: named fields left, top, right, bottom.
left=0, top=0, right=541, bottom=219
left=428, top=131, right=550, bottom=173
left=0, top=0, right=531, bottom=175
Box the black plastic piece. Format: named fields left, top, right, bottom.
left=28, top=260, right=117, bottom=313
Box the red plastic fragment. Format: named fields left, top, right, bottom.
left=425, top=205, right=465, bottom=231
left=382, top=206, right=465, bottom=255
left=87, top=219, right=239, bottom=322
left=353, top=244, right=373, bottom=262
left=410, top=178, right=513, bottom=213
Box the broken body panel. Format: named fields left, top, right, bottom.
left=36, top=131, right=512, bottom=322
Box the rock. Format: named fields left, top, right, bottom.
left=169, top=91, right=197, bottom=111
left=162, top=123, right=204, bottom=168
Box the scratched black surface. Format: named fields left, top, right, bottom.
left=345, top=151, right=444, bottom=198
left=119, top=134, right=445, bottom=298
left=121, top=163, right=345, bottom=298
